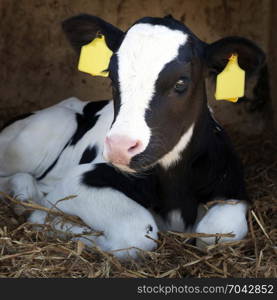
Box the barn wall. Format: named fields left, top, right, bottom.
left=0, top=0, right=275, bottom=133
left=269, top=0, right=277, bottom=131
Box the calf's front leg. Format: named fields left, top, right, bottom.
left=195, top=200, right=248, bottom=246
left=0, top=173, right=43, bottom=215
left=29, top=164, right=159, bottom=260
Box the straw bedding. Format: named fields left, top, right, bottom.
left=0, top=129, right=276, bottom=278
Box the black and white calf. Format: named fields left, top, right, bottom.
left=0, top=15, right=265, bottom=259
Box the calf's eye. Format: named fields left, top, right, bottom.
left=174, top=78, right=188, bottom=94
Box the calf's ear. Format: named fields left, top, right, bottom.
left=205, top=36, right=265, bottom=77
left=62, top=14, right=124, bottom=53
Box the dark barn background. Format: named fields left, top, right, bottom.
left=0, top=0, right=276, bottom=278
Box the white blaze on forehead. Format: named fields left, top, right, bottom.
left=108, top=23, right=188, bottom=150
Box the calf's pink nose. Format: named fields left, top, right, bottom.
left=104, top=135, right=143, bottom=165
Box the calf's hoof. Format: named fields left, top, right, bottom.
left=195, top=200, right=248, bottom=248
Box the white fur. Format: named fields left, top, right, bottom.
left=0, top=98, right=160, bottom=259
left=28, top=210, right=99, bottom=246
left=0, top=173, right=43, bottom=215
left=57, top=97, right=88, bottom=113
left=28, top=209, right=48, bottom=224
left=0, top=102, right=78, bottom=177
left=108, top=23, right=188, bottom=154
left=37, top=164, right=158, bottom=259
left=195, top=200, right=248, bottom=246
left=159, top=124, right=194, bottom=169
left=39, top=101, right=113, bottom=189
left=8, top=173, right=42, bottom=201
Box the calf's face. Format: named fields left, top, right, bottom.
left=63, top=15, right=265, bottom=173
left=107, top=19, right=206, bottom=172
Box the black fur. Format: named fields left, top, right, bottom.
left=83, top=100, right=109, bottom=118
left=70, top=100, right=109, bottom=145
left=205, top=36, right=265, bottom=76
left=70, top=113, right=99, bottom=146
left=79, top=145, right=98, bottom=164
left=82, top=164, right=159, bottom=209
left=62, top=14, right=124, bottom=53
left=246, top=65, right=270, bottom=112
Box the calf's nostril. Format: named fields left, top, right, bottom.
left=127, top=140, right=141, bottom=154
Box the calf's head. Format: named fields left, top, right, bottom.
left=63, top=14, right=265, bottom=173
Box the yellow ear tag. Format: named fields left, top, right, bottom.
left=215, top=54, right=245, bottom=103
left=78, top=35, right=113, bottom=77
